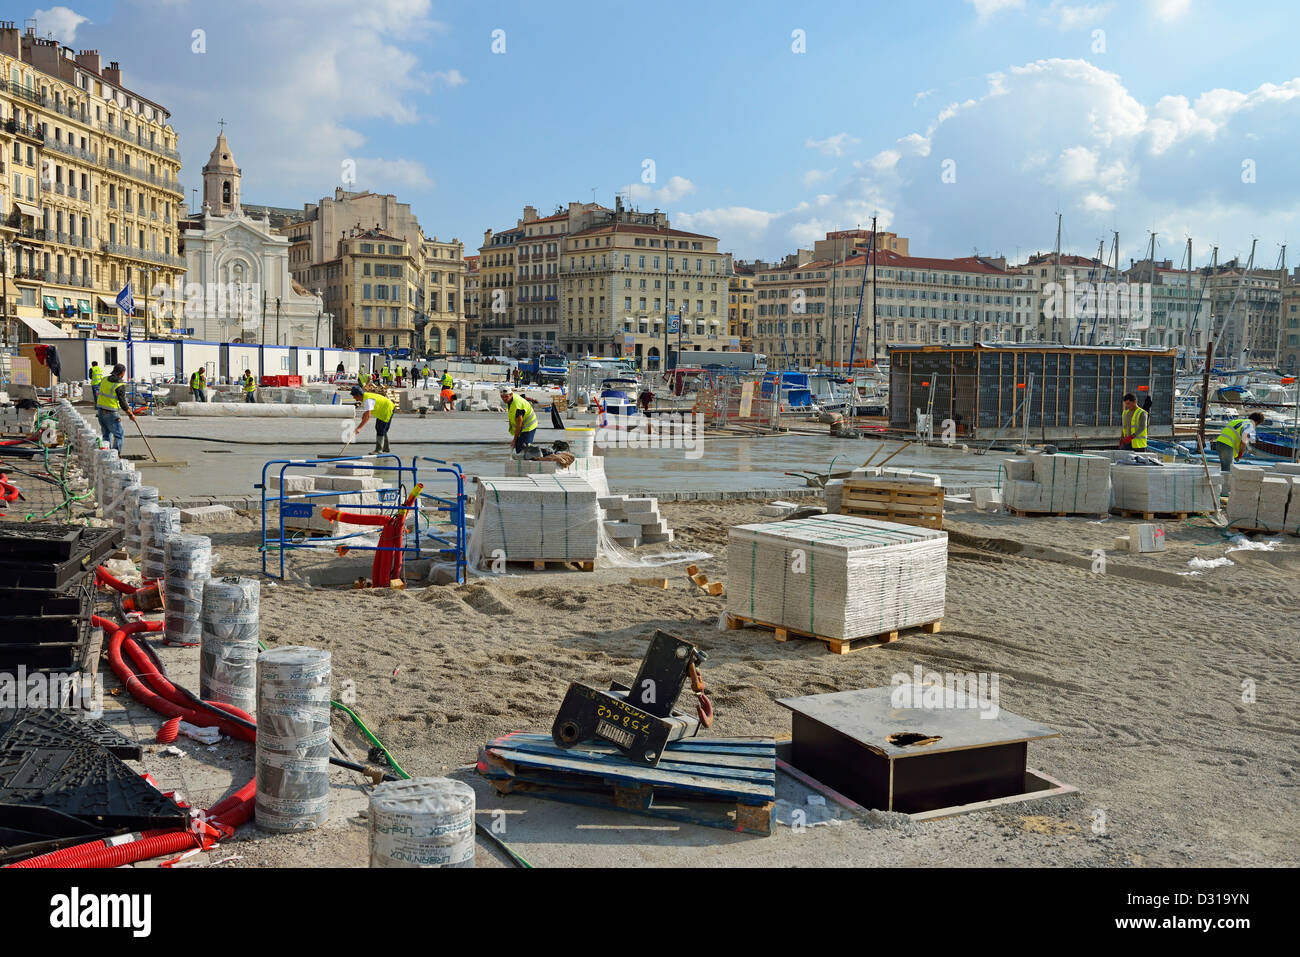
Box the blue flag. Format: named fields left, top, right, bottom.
left=116, top=282, right=134, bottom=316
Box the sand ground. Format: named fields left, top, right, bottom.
left=107, top=496, right=1300, bottom=868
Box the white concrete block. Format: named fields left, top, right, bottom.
left=179, top=504, right=236, bottom=525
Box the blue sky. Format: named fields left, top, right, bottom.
left=29, top=0, right=1300, bottom=268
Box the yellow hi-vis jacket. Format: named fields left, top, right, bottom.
left=441, top=372, right=453, bottom=389
left=89, top=365, right=103, bottom=388
left=506, top=394, right=538, bottom=434
left=243, top=374, right=256, bottom=393
left=1122, top=406, right=1149, bottom=449
left=1217, top=418, right=1252, bottom=455
left=96, top=377, right=122, bottom=411
left=361, top=392, right=395, bottom=423
left=190, top=370, right=205, bottom=389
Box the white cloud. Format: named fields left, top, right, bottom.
left=1149, top=0, right=1192, bottom=21
left=356, top=157, right=434, bottom=191
left=914, top=89, right=937, bottom=105
left=431, top=69, right=466, bottom=88
left=623, top=175, right=696, bottom=206
left=803, top=168, right=836, bottom=186
left=1048, top=2, right=1114, bottom=30
left=967, top=0, right=1025, bottom=20
left=712, top=56, right=1300, bottom=262
left=805, top=133, right=861, bottom=157
left=675, top=206, right=779, bottom=244
left=33, top=6, right=89, bottom=42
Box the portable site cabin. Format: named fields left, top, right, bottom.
left=179, top=341, right=222, bottom=382
left=888, top=344, right=1176, bottom=444
left=322, top=349, right=356, bottom=376
left=261, top=345, right=292, bottom=381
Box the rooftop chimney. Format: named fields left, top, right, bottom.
left=103, top=60, right=122, bottom=86
left=75, top=49, right=101, bottom=73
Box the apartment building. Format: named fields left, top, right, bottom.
left=754, top=235, right=1026, bottom=368
left=1202, top=260, right=1282, bottom=366
left=478, top=202, right=608, bottom=356
left=1281, top=273, right=1300, bottom=374
left=1117, top=259, right=1212, bottom=356
left=0, top=22, right=184, bottom=343
left=1013, top=252, right=1123, bottom=344
left=281, top=188, right=464, bottom=353
left=561, top=198, right=727, bottom=368
left=728, top=258, right=754, bottom=351
left=463, top=253, right=479, bottom=351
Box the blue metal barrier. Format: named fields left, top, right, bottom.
left=258, top=454, right=418, bottom=579
left=413, top=456, right=467, bottom=584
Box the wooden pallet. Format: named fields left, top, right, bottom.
left=477, top=558, right=595, bottom=572
left=1008, top=509, right=1107, bottom=520
left=725, top=612, right=941, bottom=655
left=477, top=733, right=776, bottom=835
left=841, top=480, right=944, bottom=529
left=1115, top=509, right=1194, bottom=521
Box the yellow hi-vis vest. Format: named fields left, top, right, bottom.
left=1217, top=418, right=1250, bottom=454
left=441, top=373, right=453, bottom=389
left=89, top=365, right=103, bottom=388
left=506, top=394, right=538, bottom=434
left=190, top=370, right=205, bottom=389
left=1122, top=407, right=1148, bottom=449
left=96, top=377, right=121, bottom=411
left=243, top=374, right=256, bottom=393
left=361, top=392, right=395, bottom=423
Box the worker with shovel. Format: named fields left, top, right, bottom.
left=350, top=385, right=395, bottom=453
left=96, top=363, right=138, bottom=453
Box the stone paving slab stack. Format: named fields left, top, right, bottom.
left=1109, top=463, right=1217, bottom=514
left=1001, top=453, right=1110, bottom=515
left=599, top=493, right=674, bottom=546
left=728, top=513, right=947, bottom=640
left=470, top=474, right=601, bottom=563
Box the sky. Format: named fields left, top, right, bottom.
left=25, top=0, right=1300, bottom=269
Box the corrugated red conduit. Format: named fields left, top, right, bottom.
left=7, top=571, right=259, bottom=868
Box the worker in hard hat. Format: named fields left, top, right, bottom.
left=350, top=385, right=395, bottom=453
left=500, top=387, right=538, bottom=453
left=1213, top=412, right=1265, bottom=473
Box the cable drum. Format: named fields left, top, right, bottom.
left=124, top=485, right=159, bottom=555
left=256, top=647, right=331, bottom=832
left=93, top=449, right=119, bottom=505
left=368, top=777, right=476, bottom=868
left=141, top=506, right=182, bottom=581
left=106, top=469, right=140, bottom=528
left=163, top=534, right=213, bottom=646
left=200, top=577, right=260, bottom=716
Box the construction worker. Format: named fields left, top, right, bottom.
left=349, top=385, right=395, bottom=453
left=381, top=363, right=394, bottom=387
left=1120, top=393, right=1149, bottom=452
left=96, top=363, right=137, bottom=453
left=88, top=360, right=103, bottom=398
left=1213, top=412, right=1265, bottom=473
left=359, top=368, right=371, bottom=389
left=189, top=367, right=208, bottom=402
left=241, top=369, right=257, bottom=403
left=441, top=369, right=454, bottom=390
left=500, top=387, right=538, bottom=453
left=440, top=384, right=455, bottom=411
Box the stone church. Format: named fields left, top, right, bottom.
left=179, top=131, right=326, bottom=345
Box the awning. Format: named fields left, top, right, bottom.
left=18, top=314, right=66, bottom=338
left=42, top=296, right=59, bottom=312
left=97, top=295, right=119, bottom=310
left=13, top=201, right=40, bottom=218
left=77, top=299, right=91, bottom=314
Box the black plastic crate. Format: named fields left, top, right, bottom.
left=0, top=556, right=95, bottom=590
left=0, top=583, right=90, bottom=617
left=0, top=524, right=84, bottom=561
left=0, top=613, right=91, bottom=646
left=0, top=641, right=83, bottom=671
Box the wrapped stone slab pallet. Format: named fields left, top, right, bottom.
left=726, top=513, right=946, bottom=654
left=1110, top=463, right=1218, bottom=517
left=501, top=453, right=610, bottom=496
left=1226, top=464, right=1300, bottom=533
left=468, top=474, right=600, bottom=570
left=1001, top=453, right=1110, bottom=517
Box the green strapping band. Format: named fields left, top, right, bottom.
left=491, top=484, right=509, bottom=559
left=749, top=530, right=757, bottom=618
left=807, top=548, right=815, bottom=634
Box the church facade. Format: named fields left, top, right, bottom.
left=177, top=131, right=326, bottom=345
